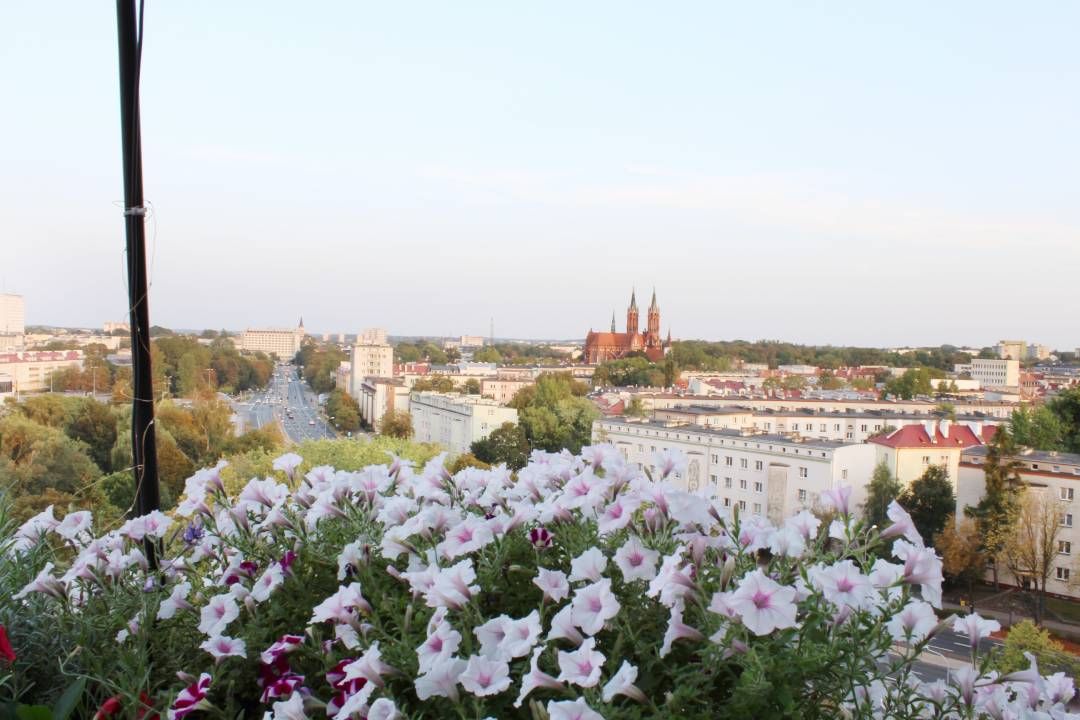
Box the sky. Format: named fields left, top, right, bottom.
left=2, top=2, right=1078, bottom=348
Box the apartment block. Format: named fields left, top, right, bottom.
left=410, top=392, right=519, bottom=455
left=0, top=350, right=83, bottom=393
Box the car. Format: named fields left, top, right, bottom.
left=308, top=420, right=316, bottom=426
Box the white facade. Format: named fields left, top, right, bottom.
left=996, top=340, right=1026, bottom=361
left=334, top=361, right=352, bottom=395
left=593, top=418, right=878, bottom=524
left=358, top=378, right=410, bottom=429
left=0, top=350, right=83, bottom=393
left=358, top=328, right=388, bottom=345
left=957, top=447, right=1079, bottom=599
left=239, top=326, right=305, bottom=357
left=351, top=343, right=394, bottom=386
left=962, top=358, right=1021, bottom=388
left=410, top=392, right=519, bottom=456
left=0, top=294, right=25, bottom=335
left=633, top=392, right=1019, bottom=419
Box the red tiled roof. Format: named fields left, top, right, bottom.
left=869, top=422, right=993, bottom=449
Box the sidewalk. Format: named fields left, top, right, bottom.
left=942, top=600, right=1080, bottom=642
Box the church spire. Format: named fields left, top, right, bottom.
left=611, top=311, right=616, bottom=333
left=629, top=288, right=638, bottom=310
left=649, top=287, right=658, bottom=311
left=298, top=316, right=304, bottom=328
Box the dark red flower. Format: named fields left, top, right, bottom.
left=93, top=696, right=123, bottom=719
left=0, top=624, right=15, bottom=665
left=529, top=527, right=553, bottom=549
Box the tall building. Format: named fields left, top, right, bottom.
left=996, top=340, right=1026, bottom=361
left=358, top=327, right=388, bottom=345
left=0, top=350, right=83, bottom=393
left=960, top=358, right=1021, bottom=388
left=0, top=294, right=25, bottom=335
left=410, top=392, right=519, bottom=455
left=584, top=289, right=668, bottom=364
left=238, top=318, right=306, bottom=358
left=351, top=334, right=394, bottom=388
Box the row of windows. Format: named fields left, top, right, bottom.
left=614, top=427, right=830, bottom=458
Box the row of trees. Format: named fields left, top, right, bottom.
left=592, top=355, right=677, bottom=388
left=295, top=343, right=346, bottom=394
left=1010, top=387, right=1080, bottom=453
left=325, top=389, right=361, bottom=433
left=668, top=340, right=980, bottom=372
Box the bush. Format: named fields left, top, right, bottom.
left=3, top=450, right=1077, bottom=718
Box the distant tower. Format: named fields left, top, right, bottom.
left=626, top=289, right=639, bottom=335
left=298, top=316, right=304, bottom=329
left=647, top=289, right=660, bottom=342
left=610, top=312, right=616, bottom=333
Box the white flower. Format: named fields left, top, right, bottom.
left=547, top=697, right=605, bottom=720
left=436, top=516, right=494, bottom=559
left=459, top=654, right=512, bottom=696
left=651, top=448, right=687, bottom=480
left=474, top=615, right=510, bottom=658
left=886, top=600, right=938, bottom=643
left=414, top=656, right=466, bottom=701
left=570, top=579, right=621, bottom=636
left=499, top=610, right=542, bottom=659
left=533, top=567, right=570, bottom=603
left=157, top=581, right=194, bottom=620
left=334, top=683, right=375, bottom=719
left=343, top=641, right=394, bottom=686
left=596, top=496, right=639, bottom=535
left=951, top=613, right=1000, bottom=651
left=417, top=621, right=462, bottom=674
left=613, top=536, right=659, bottom=582
left=367, top=698, right=400, bottom=720
left=880, top=500, right=923, bottom=545
left=660, top=602, right=705, bottom=657
left=547, top=604, right=585, bottom=645
left=601, top=660, right=646, bottom=703
left=557, top=637, right=605, bottom=687
left=13, top=562, right=66, bottom=601
left=198, top=593, right=239, bottom=636
left=769, top=526, right=806, bottom=558
left=786, top=509, right=821, bottom=539
left=1044, top=671, right=1075, bottom=706
left=55, top=511, right=93, bottom=542
left=568, top=547, right=607, bottom=584
left=268, top=692, right=306, bottom=720
left=893, top=540, right=944, bottom=608
left=272, top=452, right=303, bottom=477
left=514, top=646, right=563, bottom=708
left=337, top=539, right=368, bottom=580
left=728, top=569, right=798, bottom=636
left=811, top=559, right=873, bottom=610
left=200, top=634, right=246, bottom=661
left=424, top=560, right=480, bottom=610
left=251, top=564, right=285, bottom=603
left=310, top=583, right=372, bottom=624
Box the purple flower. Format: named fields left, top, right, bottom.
left=529, top=527, right=553, bottom=549
left=279, top=551, right=298, bottom=575
left=182, top=522, right=204, bottom=545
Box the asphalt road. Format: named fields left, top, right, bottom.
left=233, top=364, right=337, bottom=444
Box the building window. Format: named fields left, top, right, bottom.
left=845, top=432, right=853, bottom=439
left=754, top=481, right=763, bottom=493
left=922, top=456, right=930, bottom=465
left=738, top=500, right=746, bottom=511
left=798, top=467, right=808, bottom=478
left=711, top=454, right=718, bottom=463
left=740, top=458, right=748, bottom=469
left=739, top=479, right=748, bottom=490
left=724, top=477, right=732, bottom=488
left=834, top=424, right=840, bottom=431
left=723, top=497, right=731, bottom=507
left=710, top=474, right=718, bottom=485
left=1061, top=513, right=1074, bottom=528
left=860, top=424, right=868, bottom=432
left=753, top=503, right=762, bottom=515
left=792, top=424, right=799, bottom=431
left=755, top=460, right=763, bottom=471
left=1059, top=540, right=1072, bottom=555
left=819, top=424, right=826, bottom=432
left=797, top=489, right=807, bottom=502
left=1056, top=567, right=1071, bottom=582
left=1061, top=487, right=1075, bottom=501
left=841, top=469, right=848, bottom=480
left=725, top=456, right=733, bottom=466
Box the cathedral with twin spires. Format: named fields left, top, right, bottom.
left=583, top=289, right=669, bottom=364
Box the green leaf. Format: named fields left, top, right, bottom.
left=51, top=677, right=86, bottom=720
left=15, top=705, right=52, bottom=720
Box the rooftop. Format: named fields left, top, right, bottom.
left=597, top=417, right=858, bottom=451
left=961, top=444, right=1080, bottom=468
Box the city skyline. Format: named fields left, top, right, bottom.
left=4, top=3, right=1078, bottom=346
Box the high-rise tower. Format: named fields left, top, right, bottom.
left=646, top=288, right=660, bottom=343
left=626, top=289, right=639, bottom=335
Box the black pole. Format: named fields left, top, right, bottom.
left=116, top=0, right=161, bottom=545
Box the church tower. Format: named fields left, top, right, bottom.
left=646, top=288, right=660, bottom=342
left=626, top=289, right=639, bottom=335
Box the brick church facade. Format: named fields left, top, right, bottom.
left=584, top=289, right=669, bottom=364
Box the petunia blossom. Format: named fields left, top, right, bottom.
left=613, top=536, right=660, bottom=582
left=547, top=698, right=605, bottom=720
left=952, top=613, right=1001, bottom=652
left=556, top=637, right=605, bottom=688
left=514, top=646, right=563, bottom=708
left=459, top=654, right=512, bottom=697
left=533, top=567, right=570, bottom=603
left=570, top=579, right=621, bottom=636
left=568, top=547, right=607, bottom=584
left=200, top=634, right=246, bottom=662
left=601, top=659, right=646, bottom=703
left=728, top=569, right=798, bottom=636
left=169, top=673, right=212, bottom=719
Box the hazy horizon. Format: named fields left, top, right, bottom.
left=4, top=3, right=1078, bottom=348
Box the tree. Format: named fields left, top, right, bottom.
left=934, top=403, right=957, bottom=421
left=1044, top=387, right=1080, bottom=452
left=380, top=410, right=413, bottom=439
left=623, top=397, right=647, bottom=418
left=463, top=378, right=482, bottom=395
left=991, top=620, right=1080, bottom=676
left=64, top=398, right=117, bottom=472
left=863, top=460, right=903, bottom=530
left=898, top=465, right=955, bottom=544
left=446, top=452, right=491, bottom=474
left=966, top=427, right=1023, bottom=588
left=883, top=368, right=937, bottom=400
left=326, top=390, right=361, bottom=432
left=1003, top=490, right=1065, bottom=625
left=411, top=375, right=456, bottom=393
left=1010, top=406, right=1065, bottom=451
left=933, top=516, right=985, bottom=609
left=817, top=371, right=844, bottom=390
left=472, top=347, right=502, bottom=364
left=0, top=415, right=102, bottom=500
left=470, top=422, right=531, bottom=470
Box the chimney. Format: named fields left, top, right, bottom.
left=939, top=419, right=951, bottom=440
left=923, top=419, right=936, bottom=443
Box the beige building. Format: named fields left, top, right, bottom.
left=958, top=358, right=1021, bottom=389
left=334, top=361, right=352, bottom=395
left=358, top=377, right=410, bottom=430
left=358, top=327, right=388, bottom=345
left=239, top=321, right=305, bottom=358
left=869, top=419, right=992, bottom=485
left=957, top=446, right=1079, bottom=599
left=0, top=294, right=25, bottom=335
left=481, top=377, right=533, bottom=405
left=594, top=418, right=878, bottom=524
left=0, top=350, right=83, bottom=393
left=351, top=342, right=394, bottom=387
left=996, top=340, right=1026, bottom=361
left=409, top=392, right=519, bottom=455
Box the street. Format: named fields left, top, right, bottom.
left=233, top=364, right=337, bottom=443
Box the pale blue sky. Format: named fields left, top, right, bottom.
left=2, top=2, right=1078, bottom=347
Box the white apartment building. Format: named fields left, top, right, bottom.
left=956, top=359, right=1020, bottom=389
left=594, top=418, right=878, bottom=524
left=410, top=392, right=519, bottom=456
left=351, top=342, right=394, bottom=387
left=0, top=350, right=83, bottom=393
left=334, top=361, right=352, bottom=395
left=239, top=323, right=305, bottom=358
left=481, top=377, right=534, bottom=405
left=633, top=392, right=1019, bottom=419
left=996, top=340, right=1026, bottom=362
left=0, top=294, right=25, bottom=336
left=957, top=446, right=1079, bottom=599
left=358, top=377, right=410, bottom=430
left=358, top=328, right=388, bottom=345
left=869, top=419, right=991, bottom=485
left=103, top=321, right=129, bottom=334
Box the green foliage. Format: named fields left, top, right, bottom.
left=295, top=343, right=346, bottom=394
left=410, top=375, right=455, bottom=393
left=669, top=340, right=970, bottom=372
left=155, top=335, right=272, bottom=396
left=1011, top=405, right=1066, bottom=452
left=592, top=357, right=664, bottom=387
left=0, top=415, right=102, bottom=502
left=898, top=465, right=955, bottom=544
left=623, top=397, right=647, bottom=418
left=472, top=347, right=502, bottom=363
left=379, top=410, right=414, bottom=439
left=325, top=390, right=361, bottom=432
left=863, top=460, right=903, bottom=530
left=462, top=378, right=481, bottom=395
left=1045, top=387, right=1080, bottom=452
left=508, top=374, right=598, bottom=455
left=471, top=422, right=531, bottom=470
left=882, top=368, right=944, bottom=400
left=991, top=620, right=1080, bottom=676
left=965, top=427, right=1023, bottom=576
left=392, top=341, right=447, bottom=365
left=287, top=437, right=439, bottom=476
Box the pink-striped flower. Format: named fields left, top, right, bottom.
left=169, top=673, right=211, bottom=719
left=728, top=569, right=797, bottom=636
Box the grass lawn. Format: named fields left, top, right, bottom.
left=1044, top=595, right=1080, bottom=624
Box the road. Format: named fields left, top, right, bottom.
left=233, top=364, right=337, bottom=444
left=901, top=627, right=1004, bottom=686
